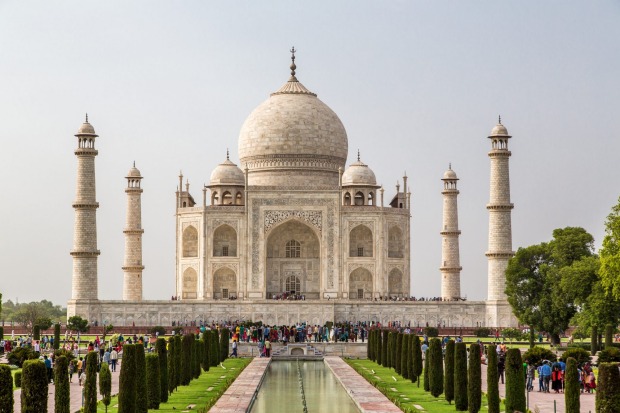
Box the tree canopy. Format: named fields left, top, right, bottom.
left=600, top=196, right=620, bottom=299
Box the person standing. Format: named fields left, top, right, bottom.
left=110, top=348, right=118, bottom=372
left=232, top=340, right=238, bottom=358
left=497, top=356, right=506, bottom=384
left=265, top=339, right=271, bottom=357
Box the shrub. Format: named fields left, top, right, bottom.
left=444, top=340, right=455, bottom=404
left=118, top=344, right=136, bottom=413
left=413, top=335, right=423, bottom=381
left=83, top=351, right=98, bottom=413
left=596, top=362, right=620, bottom=413
left=423, top=344, right=430, bottom=392
left=167, top=337, right=177, bottom=394
left=560, top=347, right=592, bottom=365
left=135, top=344, right=147, bottom=413
left=428, top=338, right=443, bottom=397
left=54, top=348, right=75, bottom=362
left=8, top=346, right=38, bottom=367
left=382, top=330, right=389, bottom=368
left=155, top=337, right=168, bottom=402
left=0, top=365, right=13, bottom=413
left=468, top=344, right=481, bottom=413
left=395, top=333, right=403, bottom=375
left=367, top=329, right=372, bottom=359
left=454, top=342, right=468, bottom=411
left=21, top=359, right=48, bottom=412
left=146, top=353, right=161, bottom=409
left=14, top=371, right=22, bottom=388
left=486, top=345, right=500, bottom=413
left=181, top=334, right=193, bottom=385
left=473, top=327, right=491, bottom=338
left=54, top=355, right=70, bottom=413
left=424, top=327, right=439, bottom=337
left=99, top=362, right=112, bottom=413
left=150, top=326, right=167, bottom=336
left=522, top=346, right=557, bottom=365
left=598, top=347, right=620, bottom=364
left=54, top=323, right=61, bottom=350
left=505, top=348, right=526, bottom=413
left=501, top=328, right=524, bottom=342
left=564, top=357, right=580, bottom=413
left=401, top=333, right=409, bottom=379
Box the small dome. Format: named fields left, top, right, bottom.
left=76, top=121, right=96, bottom=136
left=127, top=166, right=142, bottom=178
left=210, top=158, right=245, bottom=186
left=442, top=167, right=458, bottom=180
left=342, top=160, right=377, bottom=186
left=490, top=123, right=509, bottom=136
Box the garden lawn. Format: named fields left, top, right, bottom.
left=346, top=359, right=505, bottom=413
left=96, top=357, right=251, bottom=412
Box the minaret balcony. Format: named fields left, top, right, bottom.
left=486, top=203, right=514, bottom=210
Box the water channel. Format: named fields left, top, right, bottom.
left=249, top=360, right=360, bottom=413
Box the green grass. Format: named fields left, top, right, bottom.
left=96, top=357, right=252, bottom=412
left=346, top=359, right=506, bottom=413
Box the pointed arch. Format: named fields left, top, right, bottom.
left=354, top=191, right=364, bottom=206
left=388, top=268, right=404, bottom=297
left=388, top=225, right=404, bottom=258
left=182, top=267, right=198, bottom=299
left=349, top=224, right=373, bottom=257
left=235, top=192, right=243, bottom=205
left=213, top=224, right=237, bottom=257
left=349, top=267, right=372, bottom=299
left=222, top=191, right=233, bottom=205
left=213, top=267, right=237, bottom=299
left=211, top=191, right=219, bottom=205
left=368, top=192, right=374, bottom=206
left=343, top=192, right=351, bottom=205
left=182, top=226, right=198, bottom=257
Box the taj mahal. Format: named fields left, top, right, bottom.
left=67, top=51, right=517, bottom=328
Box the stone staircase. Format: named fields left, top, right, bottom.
left=271, top=343, right=324, bottom=360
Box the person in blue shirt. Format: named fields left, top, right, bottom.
left=44, top=355, right=53, bottom=383
left=541, top=361, right=552, bottom=392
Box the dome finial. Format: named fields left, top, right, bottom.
left=85, top=113, right=89, bottom=123
left=226, top=148, right=229, bottom=161
left=449, top=162, right=452, bottom=170
left=498, top=115, right=502, bottom=124
left=289, top=46, right=297, bottom=79
left=133, top=160, right=136, bottom=168
left=357, top=149, right=360, bottom=162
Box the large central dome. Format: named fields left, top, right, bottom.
left=238, top=56, right=348, bottom=187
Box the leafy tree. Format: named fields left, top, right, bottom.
left=486, top=346, right=500, bottom=413
left=468, top=344, right=481, bottom=413
left=135, top=344, right=148, bottom=413
left=67, top=315, right=89, bottom=333
left=181, top=334, right=193, bottom=385
left=33, top=325, right=40, bottom=341
left=600, top=195, right=620, bottom=300
left=454, top=342, right=468, bottom=411
left=505, top=349, right=526, bottom=413
left=99, top=362, right=112, bottom=413
left=54, top=355, right=70, bottom=413
left=21, top=360, right=48, bottom=413
left=8, top=346, right=39, bottom=368
left=596, top=362, right=620, bottom=413
left=146, top=353, right=161, bottom=409
left=605, top=325, right=615, bottom=349
left=83, top=351, right=98, bottom=413
left=0, top=364, right=13, bottom=413
left=155, top=338, right=168, bottom=402
left=444, top=340, right=455, bottom=404
left=598, top=347, right=620, bottom=363
left=428, top=338, right=443, bottom=397
left=118, top=344, right=136, bottom=413
left=564, top=357, right=580, bottom=413
left=9, top=300, right=65, bottom=334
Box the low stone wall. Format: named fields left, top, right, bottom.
left=235, top=342, right=368, bottom=358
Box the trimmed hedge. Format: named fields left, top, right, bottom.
left=146, top=353, right=161, bottom=409
left=468, top=344, right=481, bottom=413
left=202, top=337, right=210, bottom=372
left=454, top=342, right=468, bottom=411
left=598, top=347, right=620, bottom=364
left=193, top=336, right=201, bottom=379
left=14, top=371, right=21, bottom=388
left=54, top=323, right=61, bottom=350
left=118, top=344, right=137, bottom=413
left=220, top=328, right=230, bottom=362
left=560, top=347, right=591, bottom=365
left=210, top=331, right=220, bottom=367
left=596, top=362, right=620, bottom=413
left=21, top=360, right=48, bottom=413
left=387, top=332, right=394, bottom=368
left=423, top=345, right=430, bottom=392
left=591, top=326, right=598, bottom=356
left=424, top=327, right=439, bottom=337
left=135, top=344, right=148, bottom=413
left=505, top=348, right=526, bottom=413
left=99, top=362, right=112, bottom=412
left=413, top=335, right=423, bottom=381
left=0, top=364, right=13, bottom=413
left=428, top=338, right=443, bottom=397
left=400, top=333, right=409, bottom=379
left=181, top=334, right=193, bottom=385
left=444, top=340, right=455, bottom=404
left=376, top=330, right=383, bottom=366
left=155, top=337, right=168, bottom=402
left=522, top=346, right=557, bottom=365
left=382, top=330, right=389, bottom=368
left=174, top=335, right=182, bottom=388
left=486, top=345, right=500, bottom=413
left=395, top=333, right=403, bottom=375
left=167, top=337, right=177, bottom=394
left=83, top=351, right=98, bottom=413
left=564, top=357, right=580, bottom=413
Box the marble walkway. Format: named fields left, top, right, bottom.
left=209, top=357, right=270, bottom=413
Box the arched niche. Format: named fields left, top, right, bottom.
left=182, top=267, right=198, bottom=299
left=388, top=226, right=404, bottom=258
left=213, top=267, right=237, bottom=299
left=213, top=224, right=237, bottom=257
left=349, top=267, right=373, bottom=299
left=182, top=226, right=198, bottom=257
left=388, top=268, right=404, bottom=297
left=349, top=224, right=373, bottom=257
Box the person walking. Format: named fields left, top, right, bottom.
left=497, top=356, right=506, bottom=384
left=232, top=340, right=238, bottom=358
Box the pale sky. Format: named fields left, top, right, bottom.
left=1, top=1, right=619, bottom=306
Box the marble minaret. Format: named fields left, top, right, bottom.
left=122, top=163, right=145, bottom=301
left=440, top=165, right=462, bottom=300
left=486, top=118, right=514, bottom=301
left=71, top=115, right=100, bottom=301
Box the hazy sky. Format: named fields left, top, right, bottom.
left=1, top=1, right=619, bottom=306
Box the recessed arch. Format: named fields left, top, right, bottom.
left=368, top=192, right=374, bottom=206
left=388, top=268, right=404, bottom=297
left=388, top=226, right=404, bottom=258
left=349, top=224, right=373, bottom=257
left=211, top=191, right=219, bottom=205
left=182, top=267, right=197, bottom=299
left=235, top=192, right=243, bottom=205
left=182, top=226, right=198, bottom=257
left=354, top=191, right=364, bottom=206
left=222, top=191, right=233, bottom=205
left=349, top=267, right=372, bottom=299
left=213, top=267, right=237, bottom=299
left=343, top=192, right=351, bottom=206
left=213, top=224, right=237, bottom=257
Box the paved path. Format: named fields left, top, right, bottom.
left=12, top=360, right=121, bottom=413
left=210, top=357, right=270, bottom=413
left=481, top=363, right=596, bottom=413
left=324, top=356, right=401, bottom=413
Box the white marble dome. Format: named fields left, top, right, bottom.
left=342, top=160, right=377, bottom=186
left=490, top=123, right=509, bottom=136
left=238, top=74, right=348, bottom=186
left=210, top=158, right=245, bottom=186
left=442, top=168, right=457, bottom=180
left=127, top=165, right=142, bottom=177
left=76, top=121, right=96, bottom=136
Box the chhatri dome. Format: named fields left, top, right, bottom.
left=76, top=113, right=97, bottom=136
left=238, top=48, right=348, bottom=186
left=342, top=151, right=378, bottom=187
left=209, top=150, right=245, bottom=186
left=490, top=116, right=510, bottom=136
left=127, top=162, right=142, bottom=177
left=442, top=165, right=458, bottom=180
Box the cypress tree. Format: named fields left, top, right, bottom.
left=83, top=351, right=98, bottom=413
left=591, top=325, right=598, bottom=356
left=99, top=362, right=112, bottom=413
left=382, top=330, right=389, bottom=367
left=193, top=336, right=201, bottom=379
left=407, top=334, right=415, bottom=382
left=505, top=348, right=526, bottom=413
left=486, top=345, right=500, bottom=413
left=0, top=364, right=14, bottom=413
left=468, top=344, right=481, bottom=413
left=155, top=337, right=169, bottom=402
left=395, top=333, right=402, bottom=375
left=53, top=355, right=70, bottom=413
left=401, top=333, right=409, bottom=379
left=605, top=325, right=614, bottom=349
left=367, top=329, right=372, bottom=359
left=387, top=332, right=393, bottom=368
left=220, top=328, right=230, bottom=362
left=413, top=335, right=423, bottom=382
left=444, top=340, right=455, bottom=404
left=118, top=344, right=136, bottom=413
left=454, top=342, right=468, bottom=411
left=146, top=353, right=161, bottom=409
left=54, top=323, right=61, bottom=350
left=371, top=330, right=377, bottom=362
left=376, top=330, right=383, bottom=365
left=428, top=338, right=444, bottom=397
left=210, top=330, right=220, bottom=367
left=181, top=334, right=193, bottom=385
left=202, top=337, right=210, bottom=372
left=167, top=337, right=177, bottom=394
left=564, top=357, right=580, bottom=413
left=423, top=344, right=430, bottom=391
left=174, top=335, right=182, bottom=387
left=135, top=344, right=148, bottom=413
left=596, top=362, right=620, bottom=413
left=33, top=325, right=40, bottom=341
left=21, top=360, right=48, bottom=413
